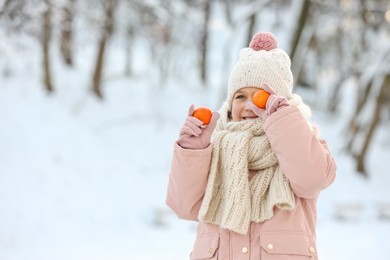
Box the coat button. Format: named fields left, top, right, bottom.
left=242, top=247, right=248, bottom=254
left=208, top=248, right=213, bottom=254
left=309, top=246, right=316, bottom=253
left=267, top=243, right=274, bottom=250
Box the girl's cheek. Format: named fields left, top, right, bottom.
left=231, top=103, right=242, bottom=121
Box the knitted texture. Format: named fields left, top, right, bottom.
left=226, top=32, right=293, bottom=111
left=249, top=32, right=278, bottom=51
left=198, top=103, right=297, bottom=235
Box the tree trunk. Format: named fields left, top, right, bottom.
left=125, top=24, right=134, bottom=76
left=246, top=13, right=257, bottom=46
left=329, top=75, right=345, bottom=113
left=291, top=21, right=315, bottom=88
left=92, top=38, right=107, bottom=98
left=0, top=0, right=12, bottom=16
left=199, top=0, right=211, bottom=85
left=344, top=0, right=373, bottom=153
left=60, top=0, right=75, bottom=66
left=354, top=74, right=390, bottom=176
left=346, top=77, right=374, bottom=152
left=358, top=0, right=368, bottom=51
left=92, top=0, right=117, bottom=98
left=42, top=0, right=54, bottom=93
left=329, top=27, right=347, bottom=114
left=289, top=0, right=310, bottom=63
left=223, top=0, right=232, bottom=26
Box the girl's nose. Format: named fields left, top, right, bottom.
left=244, top=100, right=252, bottom=111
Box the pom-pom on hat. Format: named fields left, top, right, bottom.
left=249, top=32, right=278, bottom=51
left=227, top=32, right=293, bottom=110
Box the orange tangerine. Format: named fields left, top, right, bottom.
left=253, top=90, right=270, bottom=109
left=193, top=107, right=212, bottom=125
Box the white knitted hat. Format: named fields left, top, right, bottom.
left=227, top=32, right=293, bottom=110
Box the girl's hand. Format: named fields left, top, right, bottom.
left=177, top=105, right=220, bottom=149
left=246, top=84, right=290, bottom=120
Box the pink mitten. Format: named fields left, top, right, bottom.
left=245, top=102, right=267, bottom=120
left=177, top=105, right=220, bottom=149
left=247, top=84, right=290, bottom=120
left=266, top=94, right=289, bottom=114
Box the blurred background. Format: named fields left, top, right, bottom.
left=0, top=0, right=389, bottom=259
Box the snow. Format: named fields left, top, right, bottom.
left=1, top=3, right=390, bottom=260
left=2, top=60, right=390, bottom=259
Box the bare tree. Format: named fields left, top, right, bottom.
left=0, top=0, right=26, bottom=28
left=125, top=23, right=135, bottom=76
left=199, top=0, right=211, bottom=85
left=0, top=0, right=13, bottom=16
left=354, top=74, right=390, bottom=176
left=289, top=0, right=310, bottom=65
left=60, top=0, right=75, bottom=66
left=135, top=0, right=175, bottom=85
left=246, top=13, right=257, bottom=46
left=340, top=0, right=390, bottom=176
left=91, top=0, right=118, bottom=98
left=42, top=0, right=54, bottom=93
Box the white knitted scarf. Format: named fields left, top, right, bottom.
left=198, top=94, right=313, bottom=235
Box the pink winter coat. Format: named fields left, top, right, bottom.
left=166, top=105, right=337, bottom=260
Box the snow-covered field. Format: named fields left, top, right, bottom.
left=1, top=9, right=390, bottom=260
left=1, top=66, right=390, bottom=259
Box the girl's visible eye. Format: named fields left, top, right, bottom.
left=235, top=94, right=245, bottom=100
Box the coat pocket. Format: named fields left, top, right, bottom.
left=190, top=234, right=219, bottom=260
left=260, top=232, right=317, bottom=259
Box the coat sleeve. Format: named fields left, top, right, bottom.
left=263, top=105, right=337, bottom=199
left=166, top=142, right=213, bottom=221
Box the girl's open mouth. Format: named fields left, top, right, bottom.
left=243, top=116, right=258, bottom=120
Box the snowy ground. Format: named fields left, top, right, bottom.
left=1, top=69, right=390, bottom=260
left=1, top=18, right=390, bottom=260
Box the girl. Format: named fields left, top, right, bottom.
left=166, top=32, right=336, bottom=260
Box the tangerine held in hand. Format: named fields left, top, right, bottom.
left=253, top=89, right=270, bottom=109
left=193, top=107, right=212, bottom=125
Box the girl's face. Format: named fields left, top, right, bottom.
left=231, top=87, right=260, bottom=121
